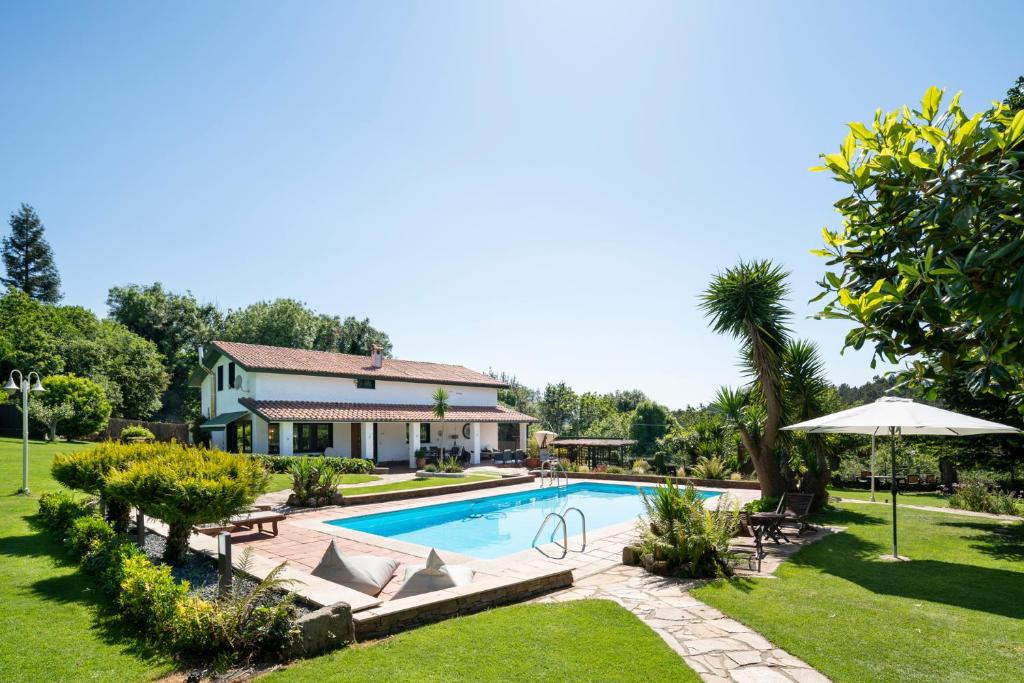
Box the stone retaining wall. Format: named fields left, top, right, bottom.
left=287, top=601, right=354, bottom=658
left=563, top=471, right=760, bottom=490
left=352, top=568, right=574, bottom=641
left=341, top=475, right=534, bottom=505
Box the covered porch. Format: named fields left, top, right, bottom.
left=229, top=398, right=537, bottom=467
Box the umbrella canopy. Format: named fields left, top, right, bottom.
left=782, top=397, right=1021, bottom=436
left=533, top=431, right=558, bottom=449
left=783, top=397, right=1020, bottom=559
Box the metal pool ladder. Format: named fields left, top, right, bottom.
left=539, top=459, right=568, bottom=489
left=531, top=507, right=587, bottom=558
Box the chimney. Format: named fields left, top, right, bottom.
left=370, top=345, right=383, bottom=369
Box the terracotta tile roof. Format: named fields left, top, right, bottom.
left=209, top=340, right=507, bottom=388
left=238, top=398, right=538, bottom=423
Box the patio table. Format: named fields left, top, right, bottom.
left=751, top=512, right=789, bottom=547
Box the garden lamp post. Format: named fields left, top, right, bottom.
left=4, top=370, right=45, bottom=494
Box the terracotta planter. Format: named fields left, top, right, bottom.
left=525, top=457, right=541, bottom=468
left=415, top=457, right=426, bottom=469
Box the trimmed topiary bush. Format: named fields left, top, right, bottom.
left=119, top=424, right=156, bottom=442
left=106, top=447, right=269, bottom=564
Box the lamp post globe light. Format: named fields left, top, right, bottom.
left=5, top=370, right=44, bottom=494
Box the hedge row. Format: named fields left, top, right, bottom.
left=253, top=454, right=376, bottom=475
left=37, top=490, right=296, bottom=665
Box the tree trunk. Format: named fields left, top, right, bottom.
left=736, top=425, right=787, bottom=498
left=939, top=457, right=957, bottom=488
left=106, top=498, right=131, bottom=534
left=164, top=522, right=191, bottom=565
left=48, top=421, right=57, bottom=442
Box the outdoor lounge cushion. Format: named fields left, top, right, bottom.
left=391, top=548, right=475, bottom=600
left=311, top=541, right=398, bottom=596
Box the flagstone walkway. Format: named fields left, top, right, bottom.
left=535, top=565, right=828, bottom=683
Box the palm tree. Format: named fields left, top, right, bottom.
left=781, top=339, right=831, bottom=509
left=702, top=260, right=791, bottom=497
left=432, top=388, right=450, bottom=457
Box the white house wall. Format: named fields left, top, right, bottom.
left=248, top=372, right=498, bottom=406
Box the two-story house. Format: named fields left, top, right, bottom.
left=189, top=341, right=537, bottom=467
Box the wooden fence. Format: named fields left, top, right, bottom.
left=89, top=417, right=191, bottom=444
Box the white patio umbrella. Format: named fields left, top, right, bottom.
left=783, top=396, right=1020, bottom=560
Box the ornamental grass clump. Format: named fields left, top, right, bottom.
left=106, top=447, right=269, bottom=564
left=637, top=480, right=739, bottom=578
left=288, top=456, right=343, bottom=507
left=690, top=454, right=734, bottom=480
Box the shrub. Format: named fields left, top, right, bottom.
left=120, top=424, right=156, bottom=442
left=631, top=459, right=651, bottom=475
left=439, top=455, right=463, bottom=473
left=606, top=465, right=626, bottom=474
left=638, top=480, right=739, bottom=578
left=52, top=441, right=168, bottom=532
left=423, top=464, right=438, bottom=473
left=255, top=454, right=375, bottom=475
left=67, top=515, right=116, bottom=557
left=37, top=490, right=93, bottom=532
left=288, top=456, right=343, bottom=507
left=742, top=496, right=780, bottom=514
left=38, top=374, right=112, bottom=439
left=949, top=479, right=1019, bottom=515
left=118, top=552, right=189, bottom=639
left=675, top=466, right=687, bottom=478
left=335, top=457, right=375, bottom=474
left=690, top=455, right=734, bottom=480
left=106, top=447, right=269, bottom=564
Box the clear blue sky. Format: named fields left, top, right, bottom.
left=2, top=2, right=1022, bottom=409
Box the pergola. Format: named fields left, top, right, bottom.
left=549, top=438, right=636, bottom=468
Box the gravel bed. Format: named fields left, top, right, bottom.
left=136, top=528, right=314, bottom=616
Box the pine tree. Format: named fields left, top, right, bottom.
left=2, top=204, right=62, bottom=303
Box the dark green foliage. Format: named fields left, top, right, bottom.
left=107, top=282, right=222, bottom=422
left=1005, top=75, right=1024, bottom=112
left=948, top=479, right=1020, bottom=515
left=0, top=289, right=167, bottom=419
left=2, top=204, right=61, bottom=303
left=629, top=400, right=674, bottom=456
left=39, top=374, right=112, bottom=438
left=538, top=382, right=578, bottom=433
left=67, top=515, right=116, bottom=557
left=256, top=454, right=374, bottom=475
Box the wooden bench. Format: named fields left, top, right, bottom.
left=202, top=510, right=287, bottom=537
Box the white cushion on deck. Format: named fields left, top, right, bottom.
left=310, top=541, right=398, bottom=596
left=392, top=548, right=475, bottom=599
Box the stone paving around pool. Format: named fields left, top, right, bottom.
left=533, top=528, right=836, bottom=683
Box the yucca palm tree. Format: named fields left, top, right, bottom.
left=432, top=387, right=450, bottom=456
left=781, top=339, right=832, bottom=508
left=702, top=260, right=791, bottom=496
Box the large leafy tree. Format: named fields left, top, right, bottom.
left=107, top=282, right=222, bottom=420
left=222, top=298, right=392, bottom=357
left=38, top=374, right=112, bottom=439
left=2, top=204, right=61, bottom=303
left=538, top=382, right=579, bottom=433
left=702, top=260, right=792, bottom=496
left=812, top=86, right=1024, bottom=408
left=812, top=84, right=1024, bottom=476
left=0, top=290, right=167, bottom=419
left=629, top=400, right=674, bottom=456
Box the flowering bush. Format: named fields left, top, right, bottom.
left=949, top=479, right=1019, bottom=515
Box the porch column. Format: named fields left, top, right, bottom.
left=361, top=422, right=374, bottom=462
left=471, top=422, right=481, bottom=465
left=519, top=423, right=528, bottom=453
left=279, top=422, right=294, bottom=456
left=409, top=422, right=421, bottom=469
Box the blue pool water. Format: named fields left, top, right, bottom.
left=327, top=482, right=720, bottom=560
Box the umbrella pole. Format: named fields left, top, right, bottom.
left=869, top=434, right=876, bottom=502
left=891, top=427, right=899, bottom=559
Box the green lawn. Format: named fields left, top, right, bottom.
left=261, top=600, right=700, bottom=682
left=0, top=437, right=173, bottom=682
left=266, top=472, right=380, bottom=493
left=694, top=503, right=1024, bottom=682
left=341, top=474, right=498, bottom=497
left=829, top=486, right=950, bottom=507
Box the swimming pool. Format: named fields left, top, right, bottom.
left=326, top=482, right=721, bottom=560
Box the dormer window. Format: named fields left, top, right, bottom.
left=356, top=379, right=376, bottom=389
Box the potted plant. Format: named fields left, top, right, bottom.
left=415, top=448, right=426, bottom=470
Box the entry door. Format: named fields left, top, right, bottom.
left=351, top=423, right=361, bottom=458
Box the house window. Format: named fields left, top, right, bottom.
left=217, top=365, right=224, bottom=391
left=234, top=420, right=252, bottom=454
left=268, top=423, right=280, bottom=455
left=294, top=423, right=333, bottom=453
left=356, top=379, right=376, bottom=389
left=420, top=423, right=431, bottom=443
left=228, top=362, right=236, bottom=389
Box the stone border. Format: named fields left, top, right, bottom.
left=352, top=568, right=573, bottom=640
left=561, top=471, right=761, bottom=490
left=340, top=474, right=534, bottom=505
